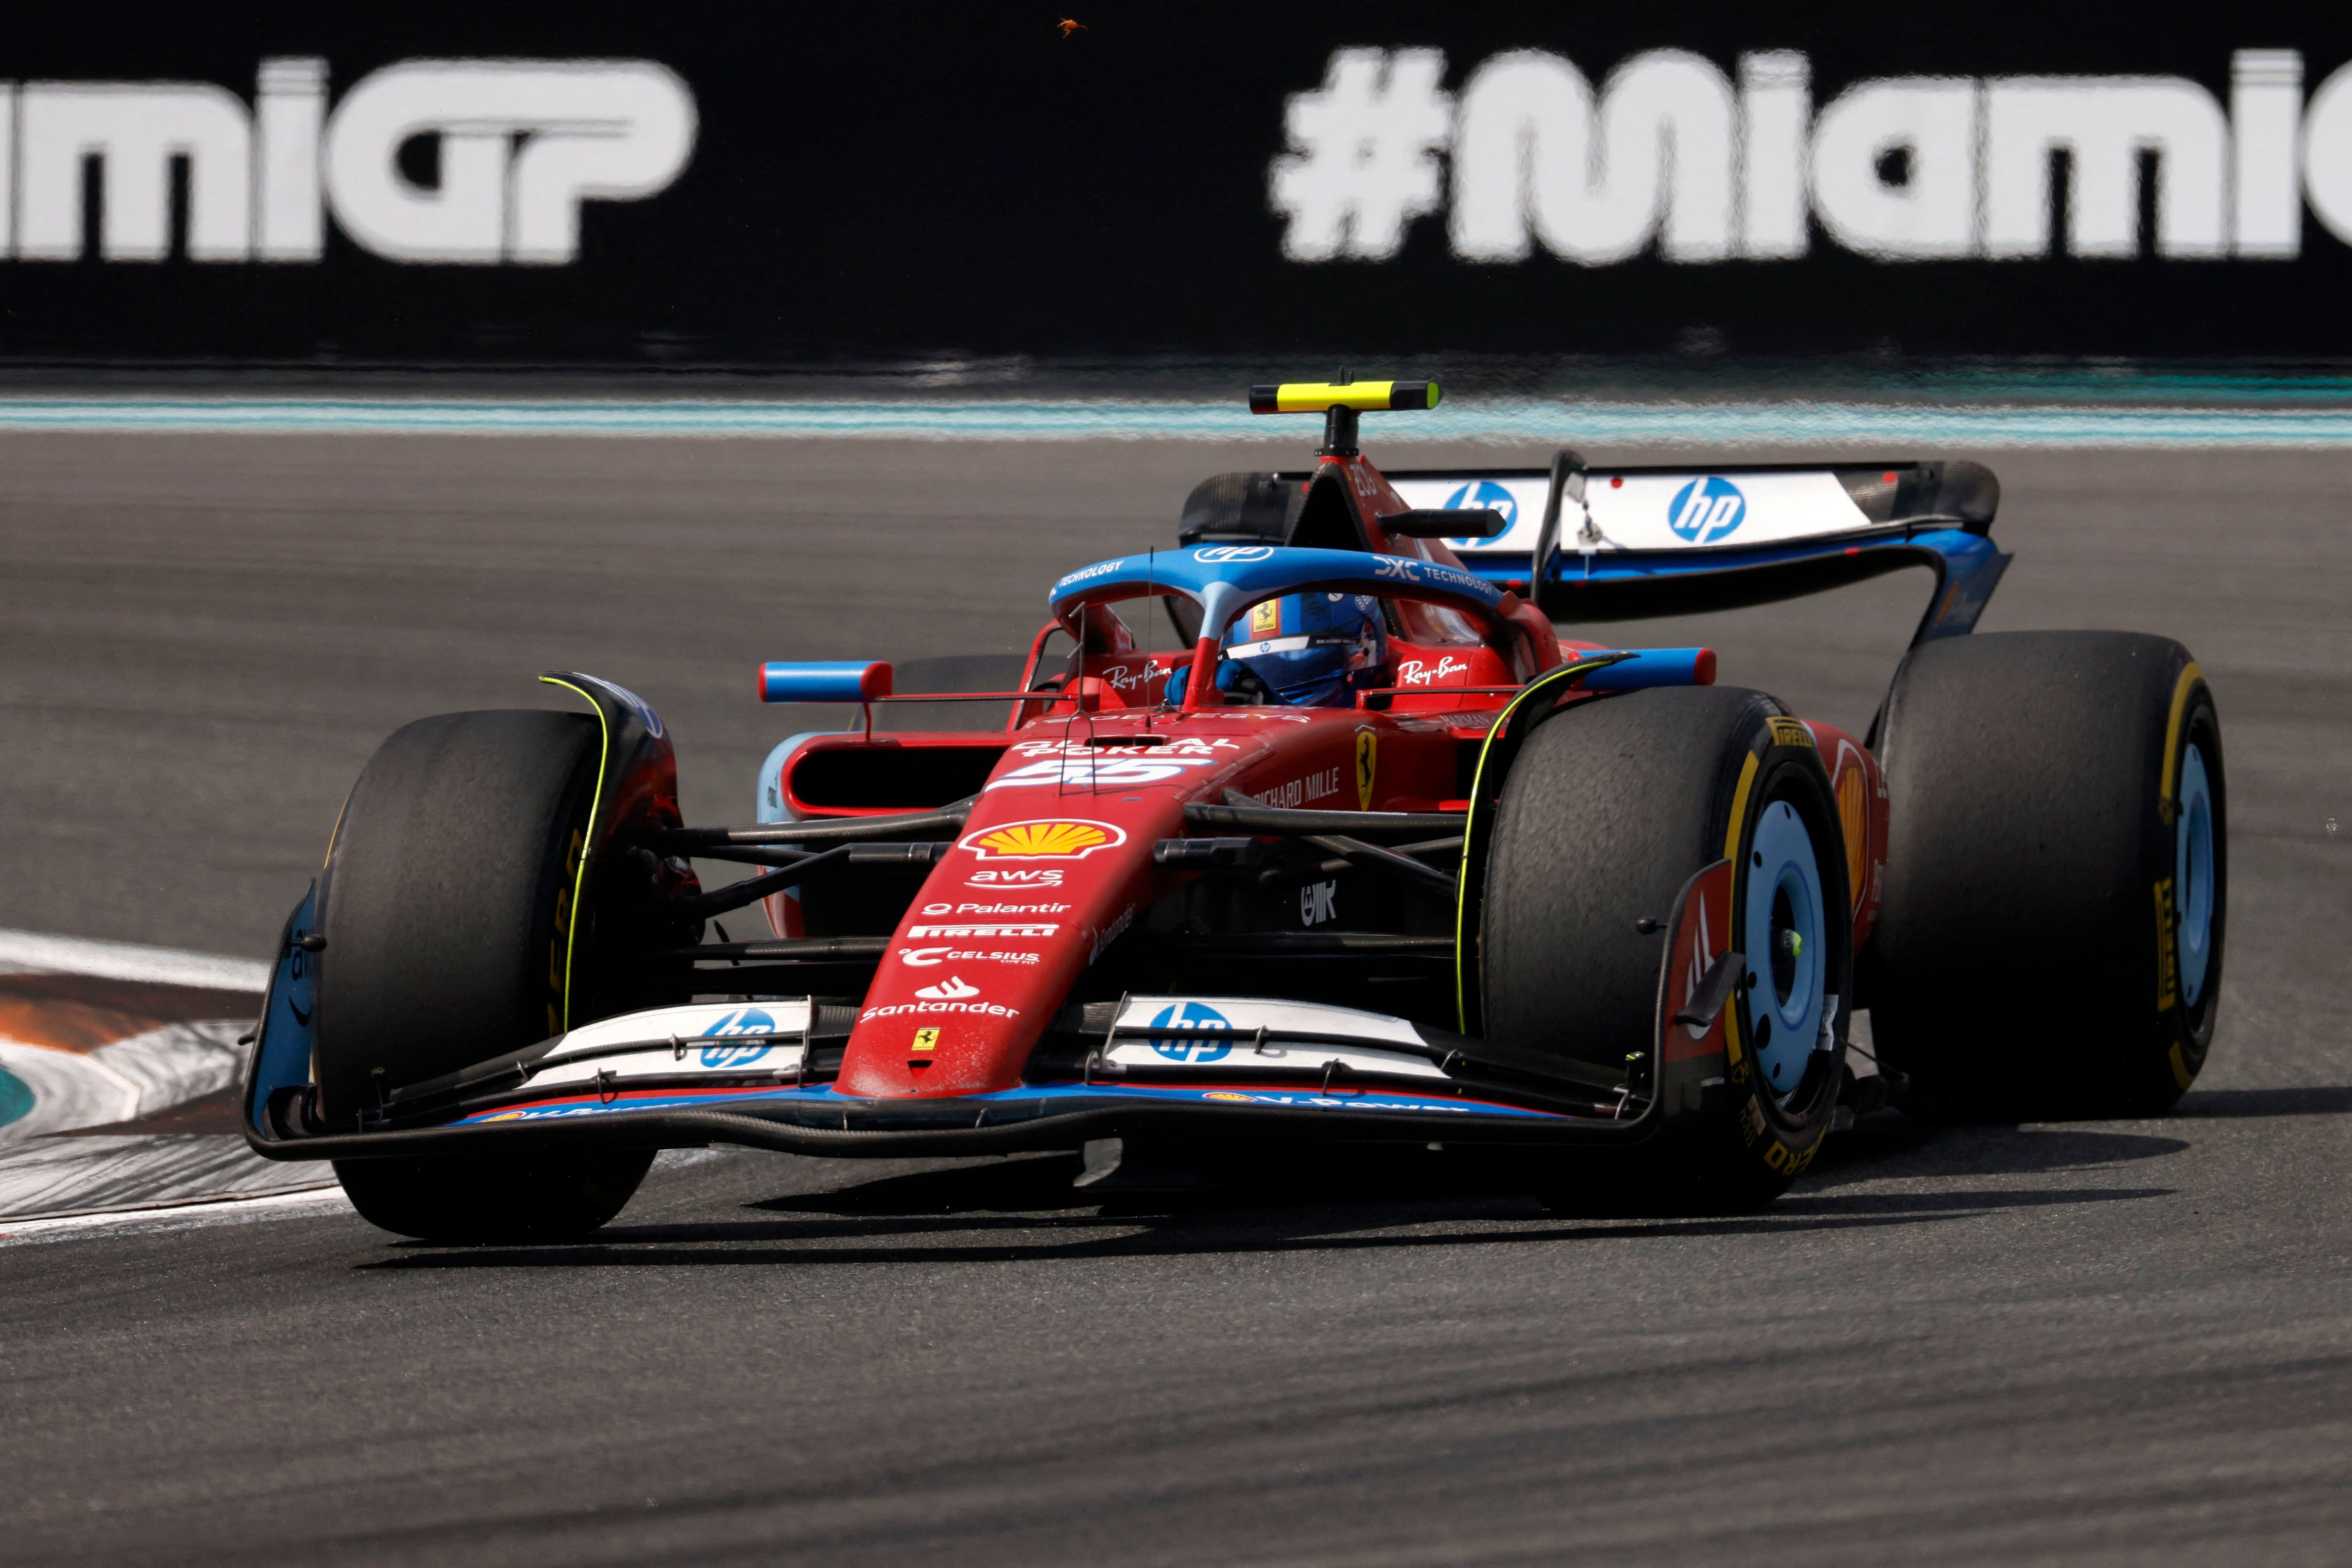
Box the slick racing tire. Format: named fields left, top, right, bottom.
left=330, top=1150, right=655, bottom=1244
left=315, top=708, right=653, bottom=1241
left=1867, top=632, right=2224, bottom=1120
left=1484, top=687, right=1853, bottom=1210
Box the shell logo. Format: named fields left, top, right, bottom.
left=1836, top=765, right=1868, bottom=910
left=959, top=819, right=1130, bottom=860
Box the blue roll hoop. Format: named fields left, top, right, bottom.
left=759, top=661, right=894, bottom=704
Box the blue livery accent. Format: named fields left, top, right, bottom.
left=1050, top=545, right=1506, bottom=642
left=760, top=661, right=892, bottom=704
left=244, top=883, right=322, bottom=1141
left=454, top=1076, right=1568, bottom=1125
left=1461, top=526, right=2010, bottom=644
left=1578, top=648, right=1712, bottom=692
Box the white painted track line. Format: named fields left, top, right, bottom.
left=0, top=928, right=268, bottom=992
left=0, top=1183, right=348, bottom=1244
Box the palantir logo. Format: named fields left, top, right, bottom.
left=0, top=57, right=694, bottom=265
left=1667, top=476, right=1747, bottom=543
left=700, top=1006, right=776, bottom=1067
left=1441, top=478, right=1518, bottom=545
left=1148, top=1001, right=1233, bottom=1063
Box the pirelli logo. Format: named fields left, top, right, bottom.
left=1767, top=717, right=1815, bottom=749
left=906, top=923, right=1058, bottom=939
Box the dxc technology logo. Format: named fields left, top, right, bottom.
left=1667, top=477, right=1747, bottom=542
left=0, top=57, right=694, bottom=265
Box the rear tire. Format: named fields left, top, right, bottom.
left=1483, top=687, right=1852, bottom=1209
left=1867, top=632, right=2225, bottom=1119
left=317, top=708, right=653, bottom=1241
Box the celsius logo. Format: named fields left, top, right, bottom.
left=1193, top=545, right=1276, bottom=563
left=1441, top=479, right=1518, bottom=541
left=0, top=58, right=694, bottom=265
left=700, top=1007, right=775, bottom=1067
left=1148, top=1001, right=1233, bottom=1063
left=1668, top=477, right=1747, bottom=543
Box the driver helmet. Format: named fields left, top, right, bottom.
left=1216, top=592, right=1386, bottom=707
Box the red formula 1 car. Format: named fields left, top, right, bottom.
left=241, top=381, right=2226, bottom=1239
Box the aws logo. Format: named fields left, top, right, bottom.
left=0, top=58, right=694, bottom=265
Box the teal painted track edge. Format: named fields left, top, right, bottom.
left=7, top=396, right=2352, bottom=446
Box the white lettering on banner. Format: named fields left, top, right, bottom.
left=1273, top=46, right=2352, bottom=264
left=1, top=57, right=693, bottom=265
left=1452, top=49, right=1735, bottom=264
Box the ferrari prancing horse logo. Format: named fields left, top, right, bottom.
left=1354, top=727, right=1378, bottom=810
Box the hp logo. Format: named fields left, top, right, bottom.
left=701, top=1006, right=776, bottom=1067
left=1667, top=477, right=1747, bottom=543
left=1147, top=1001, right=1233, bottom=1062
left=1193, top=546, right=1275, bottom=563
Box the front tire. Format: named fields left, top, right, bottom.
left=1483, top=687, right=1853, bottom=1207
left=1867, top=632, right=2225, bottom=1119
left=316, top=708, right=653, bottom=1241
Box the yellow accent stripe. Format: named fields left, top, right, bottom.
left=539, top=676, right=613, bottom=1033
left=1721, top=752, right=1761, bottom=861
left=2157, top=661, right=2205, bottom=809
left=2169, top=1042, right=2195, bottom=1090
left=322, top=792, right=350, bottom=871
left=1452, top=656, right=1621, bottom=1031
left=1717, top=752, right=1763, bottom=1066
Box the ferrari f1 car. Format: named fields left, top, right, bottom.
left=241, top=380, right=2226, bottom=1239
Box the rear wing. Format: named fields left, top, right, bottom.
left=1183, top=460, right=2011, bottom=644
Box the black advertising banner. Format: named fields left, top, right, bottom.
left=6, top=2, right=2352, bottom=364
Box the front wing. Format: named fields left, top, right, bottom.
left=241, top=862, right=1747, bottom=1163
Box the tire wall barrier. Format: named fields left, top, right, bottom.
left=8, top=2, right=2352, bottom=364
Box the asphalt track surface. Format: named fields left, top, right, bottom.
left=0, top=433, right=2347, bottom=1565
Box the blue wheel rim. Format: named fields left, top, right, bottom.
left=1744, top=798, right=1827, bottom=1098
left=2176, top=742, right=2216, bottom=1007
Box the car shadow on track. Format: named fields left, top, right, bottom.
left=356, top=1146, right=2173, bottom=1271
left=1797, top=1114, right=2192, bottom=1190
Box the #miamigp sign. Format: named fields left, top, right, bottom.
left=10, top=7, right=2352, bottom=363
